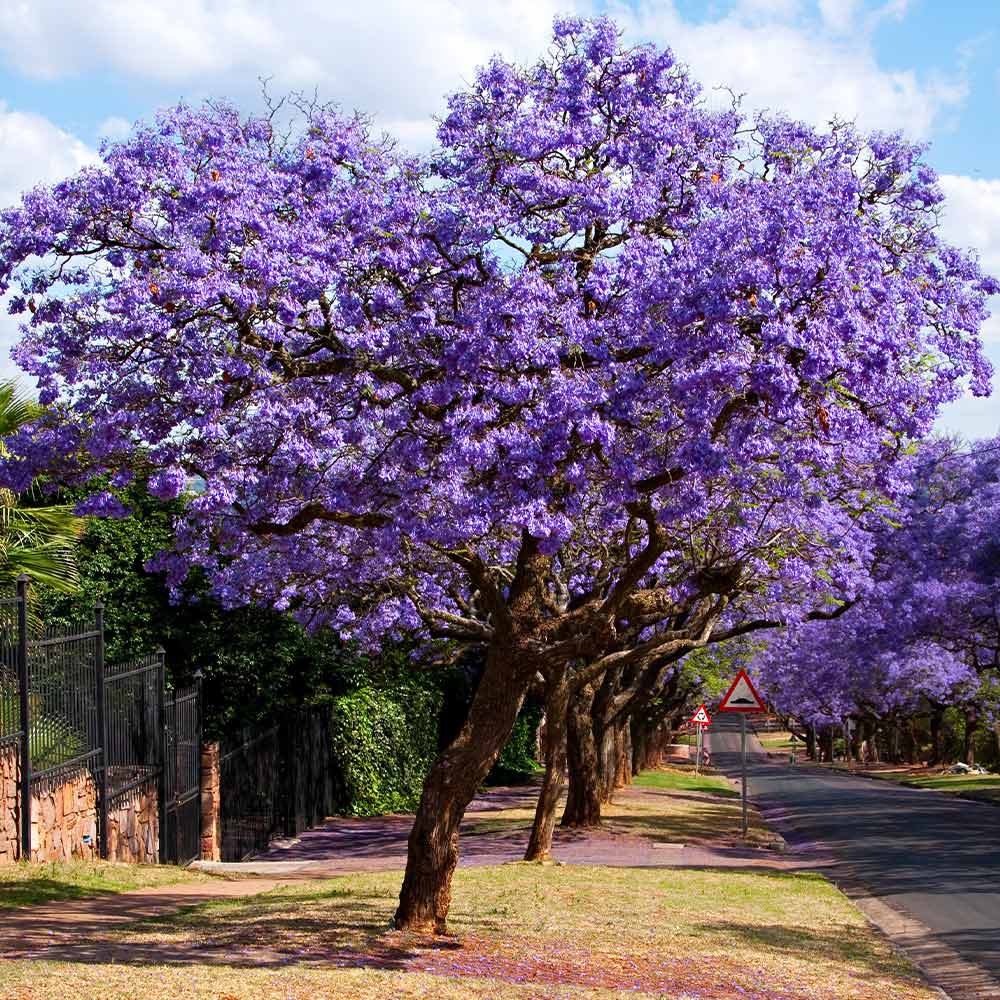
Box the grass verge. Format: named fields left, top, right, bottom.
left=859, top=767, right=1000, bottom=804
left=632, top=765, right=738, bottom=797
left=0, top=864, right=937, bottom=1000
left=0, top=860, right=214, bottom=909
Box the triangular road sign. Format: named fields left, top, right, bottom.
left=718, top=669, right=767, bottom=713
left=689, top=704, right=712, bottom=726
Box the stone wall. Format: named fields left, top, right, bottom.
left=200, top=742, right=221, bottom=862
left=0, top=741, right=19, bottom=862
left=107, top=779, right=159, bottom=863
left=30, top=770, right=99, bottom=862
left=0, top=760, right=160, bottom=864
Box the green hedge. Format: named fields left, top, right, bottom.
left=486, top=703, right=542, bottom=785
left=330, top=683, right=443, bottom=815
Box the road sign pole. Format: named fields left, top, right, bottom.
left=740, top=714, right=748, bottom=838
left=695, top=725, right=701, bottom=775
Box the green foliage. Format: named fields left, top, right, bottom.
left=329, top=683, right=443, bottom=815
left=486, top=702, right=542, bottom=785
left=0, top=379, right=84, bottom=598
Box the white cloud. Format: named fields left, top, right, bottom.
left=817, top=0, right=859, bottom=33
left=938, top=174, right=1000, bottom=282
left=0, top=1, right=967, bottom=145
left=97, top=116, right=132, bottom=140
left=0, top=103, right=96, bottom=208
left=0, top=1, right=571, bottom=148
left=609, top=1, right=965, bottom=138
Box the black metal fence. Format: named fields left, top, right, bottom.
left=2, top=577, right=199, bottom=863
left=219, top=706, right=337, bottom=862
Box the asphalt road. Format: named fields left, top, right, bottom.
left=707, top=714, right=1000, bottom=989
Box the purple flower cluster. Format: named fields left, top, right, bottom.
left=0, top=18, right=994, bottom=666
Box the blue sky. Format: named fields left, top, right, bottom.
left=0, top=0, right=998, bottom=437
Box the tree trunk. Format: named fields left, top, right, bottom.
left=525, top=673, right=571, bottom=862
left=631, top=718, right=646, bottom=777
left=617, top=723, right=632, bottom=788
left=562, top=685, right=603, bottom=827
left=806, top=726, right=816, bottom=760
left=929, top=706, right=944, bottom=765
left=964, top=707, right=978, bottom=766
left=394, top=640, right=533, bottom=933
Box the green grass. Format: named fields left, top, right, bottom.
left=757, top=731, right=798, bottom=752
left=0, top=864, right=939, bottom=999
left=899, top=771, right=1000, bottom=802
left=632, top=766, right=738, bottom=797
left=0, top=859, right=214, bottom=909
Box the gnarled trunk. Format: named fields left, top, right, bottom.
left=525, top=671, right=571, bottom=862
left=394, top=640, right=532, bottom=933
left=964, top=707, right=978, bottom=766
left=929, top=705, right=944, bottom=765
left=562, top=684, right=603, bottom=827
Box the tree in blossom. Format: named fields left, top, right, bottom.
left=755, top=438, right=1000, bottom=763
left=1, top=19, right=995, bottom=931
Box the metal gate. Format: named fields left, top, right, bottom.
left=162, top=681, right=202, bottom=865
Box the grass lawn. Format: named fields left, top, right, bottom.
left=0, top=860, right=214, bottom=909
left=632, top=765, right=738, bottom=797
left=757, top=731, right=799, bottom=753
left=865, top=768, right=1000, bottom=803
left=0, top=864, right=938, bottom=1000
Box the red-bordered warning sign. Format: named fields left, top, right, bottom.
left=689, top=704, right=712, bottom=726
left=717, top=669, right=767, bottom=713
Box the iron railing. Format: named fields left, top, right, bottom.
left=1, top=577, right=195, bottom=864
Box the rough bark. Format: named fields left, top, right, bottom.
left=964, top=707, right=978, bottom=766
left=394, top=638, right=532, bottom=932
left=562, top=684, right=603, bottom=827
left=524, top=671, right=571, bottom=862
left=929, top=705, right=944, bottom=765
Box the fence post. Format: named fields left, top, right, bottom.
left=156, top=647, right=167, bottom=864
left=173, top=687, right=181, bottom=866
left=94, top=603, right=109, bottom=860
left=15, top=575, right=30, bottom=861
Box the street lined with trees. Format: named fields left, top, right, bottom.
left=0, top=13, right=997, bottom=959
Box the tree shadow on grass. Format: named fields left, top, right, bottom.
left=5, top=886, right=461, bottom=972
left=0, top=878, right=120, bottom=909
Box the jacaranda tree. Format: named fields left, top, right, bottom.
left=0, top=19, right=995, bottom=931
left=754, top=438, right=1000, bottom=763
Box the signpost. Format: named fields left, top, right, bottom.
left=717, top=669, right=767, bottom=837
left=688, top=704, right=711, bottom=774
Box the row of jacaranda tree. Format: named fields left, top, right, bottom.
left=753, top=437, right=1000, bottom=770
left=1, top=18, right=996, bottom=933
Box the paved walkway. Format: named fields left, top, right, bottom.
left=229, top=781, right=804, bottom=877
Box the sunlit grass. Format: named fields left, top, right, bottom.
left=0, top=865, right=938, bottom=1000
left=0, top=859, right=215, bottom=909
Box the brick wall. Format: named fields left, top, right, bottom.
left=200, top=742, right=221, bottom=862
left=107, top=780, right=159, bottom=863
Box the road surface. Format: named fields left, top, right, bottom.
left=708, top=714, right=1000, bottom=997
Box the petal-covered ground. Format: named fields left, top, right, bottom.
left=0, top=863, right=936, bottom=1000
